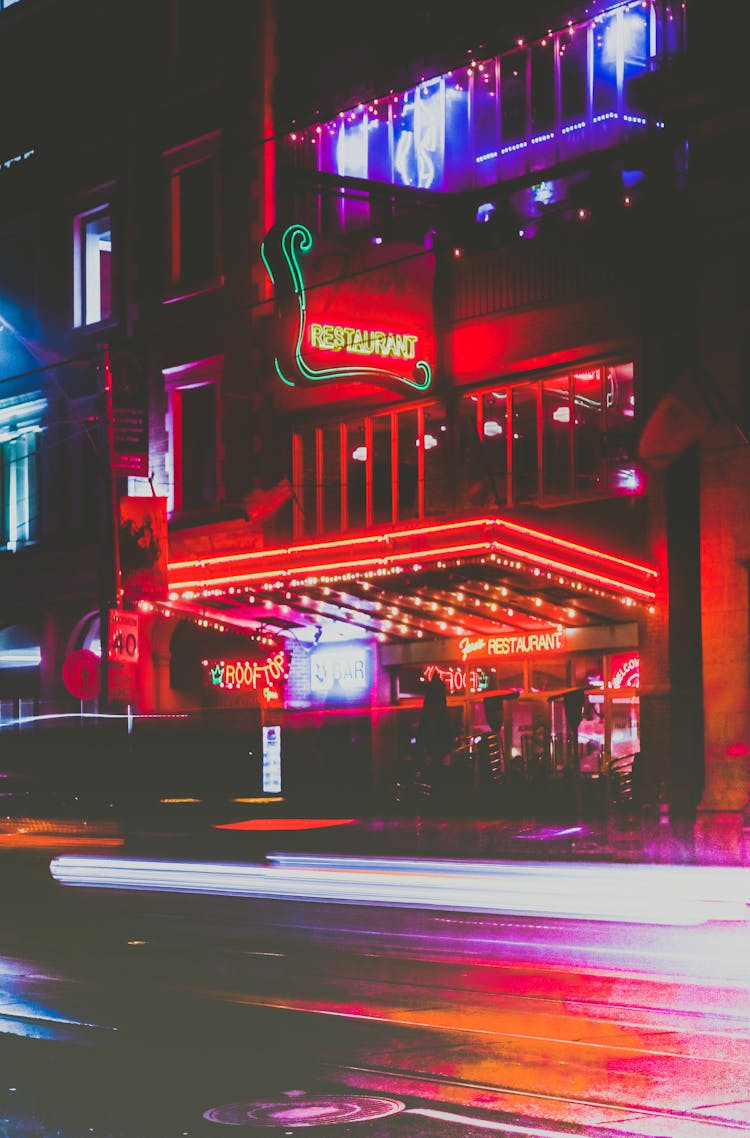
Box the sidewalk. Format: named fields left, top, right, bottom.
left=189, top=812, right=633, bottom=863
left=75, top=800, right=714, bottom=866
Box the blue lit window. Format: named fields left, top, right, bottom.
left=593, top=11, right=619, bottom=120
left=0, top=395, right=45, bottom=550
left=443, top=69, right=469, bottom=191
left=335, top=109, right=368, bottom=179
left=473, top=58, right=499, bottom=186
left=500, top=49, right=527, bottom=148
left=287, top=1, right=667, bottom=198
left=366, top=104, right=392, bottom=183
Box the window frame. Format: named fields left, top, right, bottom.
left=292, top=358, right=636, bottom=538
left=163, top=132, right=223, bottom=302
left=163, top=356, right=222, bottom=517
left=0, top=393, right=45, bottom=551
left=72, top=202, right=114, bottom=330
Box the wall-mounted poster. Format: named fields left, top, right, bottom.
left=118, top=495, right=168, bottom=602
left=262, top=724, right=282, bottom=794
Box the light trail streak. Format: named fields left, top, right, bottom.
left=49, top=855, right=750, bottom=926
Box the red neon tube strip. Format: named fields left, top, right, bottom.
left=169, top=515, right=657, bottom=579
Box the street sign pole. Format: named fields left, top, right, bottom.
left=100, top=344, right=121, bottom=714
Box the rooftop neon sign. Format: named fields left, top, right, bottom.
left=261, top=223, right=433, bottom=395
left=202, top=651, right=286, bottom=702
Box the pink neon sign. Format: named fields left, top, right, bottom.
left=609, top=651, right=639, bottom=689
left=422, top=663, right=490, bottom=695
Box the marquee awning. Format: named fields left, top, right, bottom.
left=161, top=513, right=657, bottom=648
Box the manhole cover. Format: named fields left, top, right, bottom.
left=203, top=1093, right=406, bottom=1128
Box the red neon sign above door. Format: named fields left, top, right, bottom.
left=459, top=630, right=566, bottom=660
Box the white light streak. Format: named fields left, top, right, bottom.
left=48, top=855, right=750, bottom=927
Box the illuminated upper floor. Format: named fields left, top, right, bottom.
left=282, top=0, right=685, bottom=194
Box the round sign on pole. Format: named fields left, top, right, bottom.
left=62, top=648, right=101, bottom=700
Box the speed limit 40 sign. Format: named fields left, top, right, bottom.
left=109, top=608, right=139, bottom=664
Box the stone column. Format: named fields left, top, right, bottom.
left=695, top=433, right=750, bottom=864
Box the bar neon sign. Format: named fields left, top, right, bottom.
left=459, top=631, right=565, bottom=660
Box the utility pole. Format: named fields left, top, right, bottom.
left=99, top=343, right=121, bottom=713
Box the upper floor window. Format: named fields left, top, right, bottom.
left=293, top=401, right=454, bottom=539
left=0, top=394, right=45, bottom=550
left=165, top=135, right=222, bottom=299
left=292, top=360, right=637, bottom=538
left=163, top=357, right=221, bottom=516
left=282, top=0, right=679, bottom=199
left=460, top=362, right=637, bottom=509
left=73, top=206, right=112, bottom=328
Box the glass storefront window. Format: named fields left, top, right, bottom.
left=371, top=413, right=393, bottom=525
left=294, top=359, right=634, bottom=534
left=656, top=3, right=685, bottom=59
left=530, top=659, right=569, bottom=691
left=611, top=694, right=640, bottom=760
left=542, top=375, right=572, bottom=498
left=296, top=427, right=317, bottom=537
left=346, top=419, right=366, bottom=529
left=423, top=402, right=451, bottom=517
left=456, top=394, right=482, bottom=511
left=560, top=28, right=587, bottom=124
left=579, top=692, right=605, bottom=772
left=396, top=408, right=419, bottom=521
left=511, top=697, right=547, bottom=777
left=573, top=366, right=606, bottom=495
left=592, top=11, right=619, bottom=119
left=572, top=654, right=604, bottom=689
left=415, top=76, right=447, bottom=190
left=288, top=2, right=663, bottom=198
left=604, top=363, right=637, bottom=494
left=443, top=68, right=471, bottom=192
left=511, top=384, right=538, bottom=503
left=322, top=424, right=342, bottom=532
left=473, top=57, right=499, bottom=186
left=481, top=391, right=508, bottom=507
left=392, top=90, right=417, bottom=188
left=530, top=38, right=556, bottom=171
left=335, top=111, right=368, bottom=179
left=549, top=697, right=568, bottom=772
left=622, top=6, right=650, bottom=89
left=366, top=104, right=392, bottom=183
left=500, top=50, right=527, bottom=147
left=531, top=40, right=555, bottom=135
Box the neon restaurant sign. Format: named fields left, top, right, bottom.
left=202, top=651, right=286, bottom=703
left=459, top=631, right=566, bottom=661
left=260, top=223, right=434, bottom=395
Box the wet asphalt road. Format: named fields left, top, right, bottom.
left=3, top=848, right=750, bottom=1137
